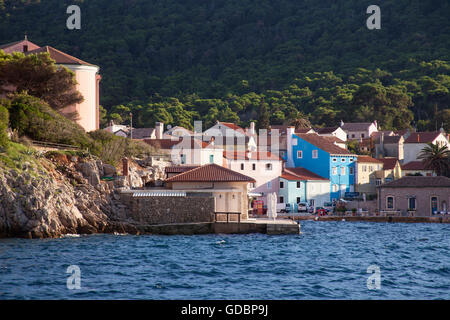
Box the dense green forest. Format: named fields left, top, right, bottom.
left=0, top=0, right=449, bottom=131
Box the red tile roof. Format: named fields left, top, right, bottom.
left=379, top=158, right=399, bottom=170
left=26, top=46, right=95, bottom=66
left=404, top=132, right=442, bottom=144
left=357, top=156, right=383, bottom=164
left=323, top=136, right=345, bottom=144
left=380, top=176, right=450, bottom=188
left=296, top=133, right=353, bottom=155
left=165, top=164, right=255, bottom=183
left=220, top=122, right=245, bottom=133
left=223, top=151, right=282, bottom=161
left=165, top=166, right=200, bottom=174
left=281, top=168, right=328, bottom=181
left=401, top=161, right=431, bottom=171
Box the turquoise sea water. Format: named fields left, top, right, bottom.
left=0, top=221, right=449, bottom=300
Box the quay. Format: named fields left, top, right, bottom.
left=280, top=214, right=450, bottom=224
left=137, top=218, right=300, bottom=235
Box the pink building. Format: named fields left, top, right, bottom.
left=0, top=37, right=101, bottom=132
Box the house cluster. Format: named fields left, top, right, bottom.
left=109, top=119, right=450, bottom=217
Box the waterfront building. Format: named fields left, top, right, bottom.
left=355, top=156, right=384, bottom=197
left=401, top=161, right=436, bottom=177
left=223, top=151, right=283, bottom=205
left=376, top=158, right=402, bottom=185
left=377, top=176, right=450, bottom=216
left=286, top=129, right=356, bottom=201
left=165, top=164, right=256, bottom=220
left=278, top=167, right=330, bottom=211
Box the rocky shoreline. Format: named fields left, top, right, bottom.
left=0, top=152, right=164, bottom=239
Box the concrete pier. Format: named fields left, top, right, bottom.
left=138, top=218, right=300, bottom=235
left=284, top=215, right=450, bottom=224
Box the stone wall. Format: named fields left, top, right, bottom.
left=120, top=192, right=215, bottom=225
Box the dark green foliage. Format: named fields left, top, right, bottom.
left=0, top=104, right=9, bottom=148
left=1, top=0, right=449, bottom=130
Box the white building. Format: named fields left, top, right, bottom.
left=203, top=121, right=257, bottom=151
left=340, top=121, right=378, bottom=140
left=223, top=150, right=283, bottom=204
left=403, top=132, right=449, bottom=164
left=315, top=127, right=348, bottom=142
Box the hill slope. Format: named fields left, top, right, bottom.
left=1, top=0, right=449, bottom=129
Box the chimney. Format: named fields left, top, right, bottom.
left=340, top=120, right=344, bottom=127
left=155, top=122, right=164, bottom=139
left=122, top=158, right=129, bottom=177
left=374, top=120, right=378, bottom=129
left=249, top=122, right=256, bottom=135
left=417, top=133, right=420, bottom=143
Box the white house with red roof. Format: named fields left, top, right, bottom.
left=0, top=37, right=101, bottom=132
left=223, top=150, right=283, bottom=205
left=403, top=131, right=449, bottom=164
left=203, top=121, right=257, bottom=151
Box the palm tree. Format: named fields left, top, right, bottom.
left=418, top=143, right=450, bottom=177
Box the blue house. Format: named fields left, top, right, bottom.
left=286, top=130, right=356, bottom=201
left=278, top=167, right=330, bottom=211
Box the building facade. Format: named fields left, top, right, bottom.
left=355, top=156, right=383, bottom=196
left=377, top=176, right=450, bottom=216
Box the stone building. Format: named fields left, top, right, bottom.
left=377, top=176, right=450, bottom=216
left=165, top=164, right=255, bottom=220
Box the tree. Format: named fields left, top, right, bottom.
left=0, top=104, right=9, bottom=148
left=257, top=99, right=270, bottom=130
left=0, top=51, right=83, bottom=119
left=418, top=143, right=450, bottom=177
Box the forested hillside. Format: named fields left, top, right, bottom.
left=0, top=0, right=449, bottom=130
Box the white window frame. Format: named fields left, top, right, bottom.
left=341, top=167, right=346, bottom=175
left=279, top=181, right=284, bottom=189
left=312, top=150, right=318, bottom=159
left=265, top=163, right=273, bottom=171
left=297, top=150, right=303, bottom=159
left=332, top=167, right=337, bottom=175
left=386, top=196, right=395, bottom=209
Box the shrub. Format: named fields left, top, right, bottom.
left=0, top=104, right=9, bottom=149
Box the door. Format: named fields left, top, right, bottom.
left=431, top=197, right=438, bottom=215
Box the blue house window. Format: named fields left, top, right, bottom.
left=210, top=155, right=214, bottom=164
left=341, top=167, right=346, bottom=175
left=297, top=151, right=303, bottom=159
left=312, top=150, right=318, bottom=159
left=332, top=167, right=337, bottom=175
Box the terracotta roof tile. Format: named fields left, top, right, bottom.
left=281, top=168, right=328, bottom=181
left=296, top=133, right=353, bottom=155
left=26, top=46, right=95, bottom=66
left=357, top=156, right=383, bottom=163
left=379, top=176, right=450, bottom=188
left=404, top=132, right=442, bottom=144
left=165, top=164, right=255, bottom=182
left=379, top=158, right=399, bottom=170
left=165, top=166, right=200, bottom=174
left=401, top=161, right=431, bottom=171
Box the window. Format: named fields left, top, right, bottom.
left=361, top=133, right=365, bottom=138
left=362, top=165, right=367, bottom=172
left=297, top=150, right=303, bottom=159
left=332, top=158, right=337, bottom=162
left=369, top=166, right=373, bottom=171
left=341, top=158, right=346, bottom=162
left=349, top=167, right=354, bottom=175
left=408, top=198, right=416, bottom=210
left=376, top=179, right=382, bottom=186
left=341, top=167, right=346, bottom=175
left=279, top=196, right=284, bottom=203
left=252, top=163, right=256, bottom=170
left=312, top=150, right=318, bottom=159
left=349, top=158, right=354, bottom=162
left=387, top=196, right=394, bottom=209
left=181, top=154, right=186, bottom=164
left=332, top=167, right=337, bottom=175
left=296, top=181, right=301, bottom=188
left=296, top=197, right=301, bottom=203
left=332, top=184, right=338, bottom=192
left=351, top=134, right=355, bottom=138
left=279, top=181, right=284, bottom=189
left=267, top=181, right=272, bottom=189
left=265, top=163, right=273, bottom=171
left=240, top=163, right=244, bottom=170
left=209, top=155, right=214, bottom=164
left=280, top=151, right=286, bottom=157
left=292, top=139, right=298, bottom=146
